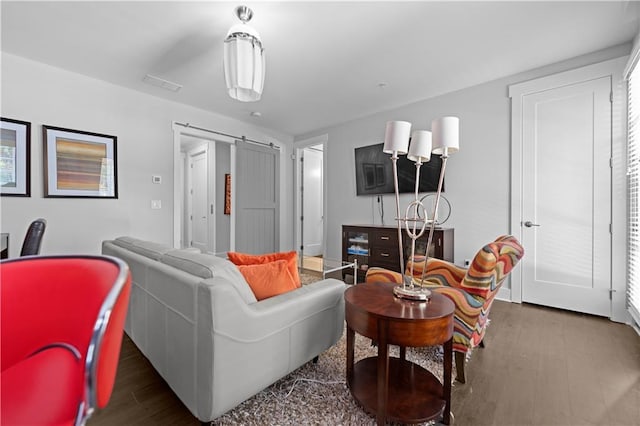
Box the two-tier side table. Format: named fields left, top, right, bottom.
left=344, top=281, right=455, bottom=425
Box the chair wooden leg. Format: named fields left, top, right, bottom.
left=479, top=340, right=485, bottom=348
left=454, top=352, right=466, bottom=384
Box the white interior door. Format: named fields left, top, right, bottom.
left=302, top=146, right=324, bottom=256
left=520, top=76, right=611, bottom=317
left=189, top=147, right=208, bottom=252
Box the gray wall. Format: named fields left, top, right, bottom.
left=299, top=44, right=631, bottom=280
left=0, top=52, right=295, bottom=256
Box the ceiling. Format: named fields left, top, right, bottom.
left=2, top=1, right=639, bottom=136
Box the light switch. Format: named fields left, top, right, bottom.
left=151, top=200, right=162, bottom=209
left=152, top=175, right=161, bottom=184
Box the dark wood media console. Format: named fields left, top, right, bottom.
left=342, top=224, right=454, bottom=282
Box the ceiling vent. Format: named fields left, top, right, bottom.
left=142, top=74, right=183, bottom=92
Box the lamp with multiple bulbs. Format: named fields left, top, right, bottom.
left=383, top=117, right=459, bottom=301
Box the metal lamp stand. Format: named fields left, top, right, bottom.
left=391, top=153, right=448, bottom=301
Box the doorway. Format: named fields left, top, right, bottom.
left=173, top=122, right=281, bottom=257
left=296, top=137, right=326, bottom=274
left=174, top=126, right=235, bottom=255
left=509, top=58, right=625, bottom=317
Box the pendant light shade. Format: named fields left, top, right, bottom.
left=223, top=6, right=264, bottom=102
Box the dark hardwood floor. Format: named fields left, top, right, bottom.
left=451, top=302, right=640, bottom=426
left=89, top=301, right=640, bottom=425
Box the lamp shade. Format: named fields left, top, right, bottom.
left=407, top=130, right=432, bottom=163
left=432, top=116, right=459, bottom=155
left=224, top=22, right=265, bottom=102
left=383, top=121, right=412, bottom=155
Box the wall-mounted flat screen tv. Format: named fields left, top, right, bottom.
left=354, top=142, right=443, bottom=196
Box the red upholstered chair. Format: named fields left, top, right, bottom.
left=366, top=235, right=524, bottom=383
left=1, top=255, right=131, bottom=425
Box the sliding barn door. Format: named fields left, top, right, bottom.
left=235, top=140, right=280, bottom=253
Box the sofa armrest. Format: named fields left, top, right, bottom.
left=200, top=278, right=346, bottom=342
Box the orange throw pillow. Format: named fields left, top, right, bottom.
left=237, top=260, right=298, bottom=301
left=227, top=251, right=301, bottom=288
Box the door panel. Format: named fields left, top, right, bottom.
left=235, top=141, right=280, bottom=254
left=521, top=76, right=611, bottom=316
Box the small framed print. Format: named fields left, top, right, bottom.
left=43, top=125, right=118, bottom=198
left=0, top=117, right=31, bottom=197
left=224, top=173, right=231, bottom=215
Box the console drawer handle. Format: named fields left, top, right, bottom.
left=380, top=253, right=390, bottom=257
left=380, top=236, right=390, bottom=240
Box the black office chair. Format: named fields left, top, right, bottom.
left=20, top=218, right=46, bottom=256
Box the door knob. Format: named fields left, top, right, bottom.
left=524, top=221, right=540, bottom=227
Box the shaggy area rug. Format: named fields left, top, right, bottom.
left=212, top=274, right=455, bottom=425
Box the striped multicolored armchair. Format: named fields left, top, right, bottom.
left=365, top=235, right=524, bottom=383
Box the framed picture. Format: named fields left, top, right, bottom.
left=224, top=173, right=231, bottom=215
left=43, top=125, right=118, bottom=198
left=0, top=117, right=31, bottom=197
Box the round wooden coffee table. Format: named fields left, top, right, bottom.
left=345, top=281, right=455, bottom=425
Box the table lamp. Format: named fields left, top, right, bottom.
left=383, top=116, right=459, bottom=301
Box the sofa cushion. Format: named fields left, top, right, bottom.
left=112, top=237, right=173, bottom=261
left=237, top=260, right=298, bottom=301
left=161, top=250, right=257, bottom=304
left=227, top=251, right=301, bottom=288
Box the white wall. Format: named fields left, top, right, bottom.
left=298, top=43, right=631, bottom=284
left=0, top=53, right=294, bottom=257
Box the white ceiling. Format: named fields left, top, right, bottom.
left=2, top=1, right=639, bottom=136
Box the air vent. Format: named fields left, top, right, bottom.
left=142, top=74, right=183, bottom=92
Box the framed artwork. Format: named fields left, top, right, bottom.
left=43, top=125, right=118, bottom=198
left=0, top=117, right=31, bottom=197
left=224, top=173, right=231, bottom=215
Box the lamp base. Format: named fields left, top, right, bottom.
left=393, top=285, right=431, bottom=301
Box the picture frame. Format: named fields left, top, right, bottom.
left=224, top=173, right=231, bottom=215
left=0, top=117, right=31, bottom=197
left=43, top=125, right=118, bottom=198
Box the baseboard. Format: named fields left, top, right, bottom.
left=496, top=286, right=512, bottom=302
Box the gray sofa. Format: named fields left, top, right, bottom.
left=102, top=237, right=346, bottom=422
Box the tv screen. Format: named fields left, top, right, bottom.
left=354, top=143, right=443, bottom=196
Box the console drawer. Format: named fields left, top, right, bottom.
left=370, top=229, right=398, bottom=247
left=370, top=246, right=400, bottom=268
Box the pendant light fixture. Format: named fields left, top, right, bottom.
left=223, top=5, right=265, bottom=102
